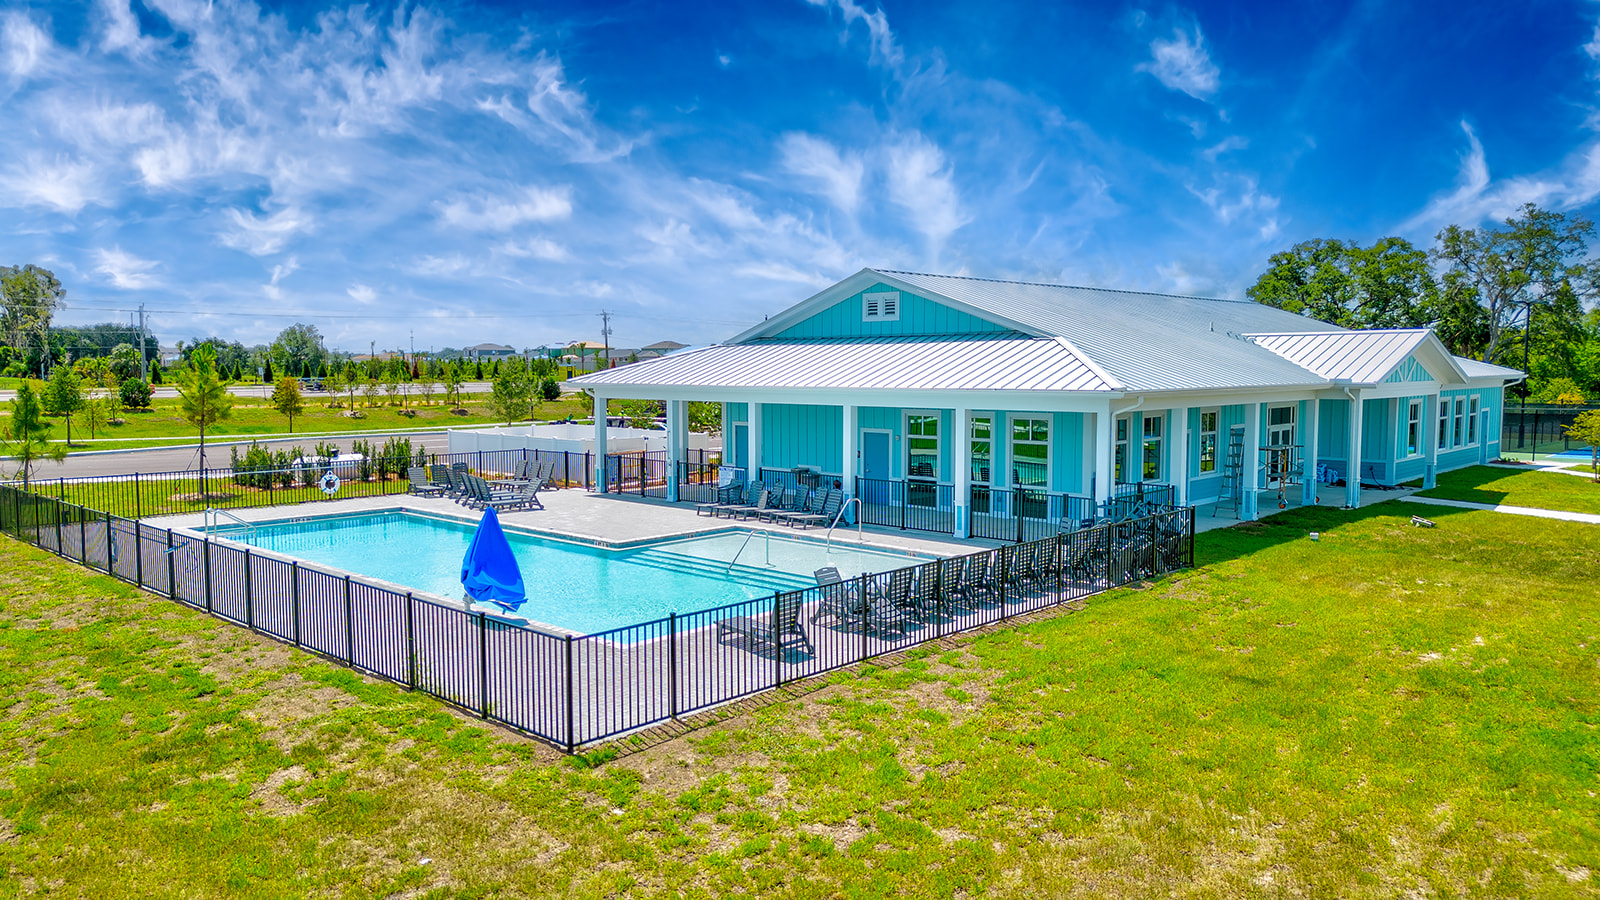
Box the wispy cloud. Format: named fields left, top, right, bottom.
left=0, top=155, right=99, bottom=212
left=220, top=207, right=314, bottom=256
left=885, top=133, right=969, bottom=262
left=437, top=186, right=574, bottom=231
left=806, top=0, right=904, bottom=71
left=93, top=246, right=160, bottom=289
left=780, top=133, right=865, bottom=214
left=2, top=11, right=52, bottom=79
left=1139, top=26, right=1220, bottom=101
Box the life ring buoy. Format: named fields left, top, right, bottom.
left=319, top=471, right=340, bottom=496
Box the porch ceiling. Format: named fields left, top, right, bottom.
left=569, top=335, right=1118, bottom=393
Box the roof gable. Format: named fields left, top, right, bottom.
left=1246, top=330, right=1467, bottom=385
left=770, top=282, right=1015, bottom=340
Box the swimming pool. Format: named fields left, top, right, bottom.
left=211, top=510, right=928, bottom=635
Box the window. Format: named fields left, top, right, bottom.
left=1141, top=416, right=1163, bottom=482
left=1115, top=417, right=1130, bottom=483
left=1405, top=400, right=1422, bottom=457
left=1198, top=409, right=1219, bottom=473
left=906, top=413, right=938, bottom=480
left=1467, top=396, right=1480, bottom=445
left=1453, top=396, right=1465, bottom=447
left=970, top=417, right=992, bottom=484
left=862, top=291, right=900, bottom=322
left=1267, top=405, right=1296, bottom=447
left=1438, top=397, right=1450, bottom=450
left=1012, top=417, right=1049, bottom=488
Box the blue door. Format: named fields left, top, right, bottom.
left=860, top=430, right=891, bottom=503
left=732, top=424, right=748, bottom=475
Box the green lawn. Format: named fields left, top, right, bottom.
left=0, top=502, right=1595, bottom=896
left=1, top=394, right=594, bottom=452
left=1413, top=464, right=1600, bottom=515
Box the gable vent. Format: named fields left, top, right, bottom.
left=863, top=291, right=901, bottom=322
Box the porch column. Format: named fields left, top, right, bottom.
left=1302, top=397, right=1320, bottom=506
left=1171, top=407, right=1190, bottom=506
left=592, top=391, right=608, bottom=493
left=1347, top=391, right=1364, bottom=508
left=666, top=398, right=687, bottom=502
left=954, top=407, right=972, bottom=539
left=1094, top=404, right=1113, bottom=513
left=1422, top=394, right=1438, bottom=489
left=1243, top=402, right=1261, bottom=521
left=748, top=402, right=763, bottom=482
left=841, top=404, right=857, bottom=498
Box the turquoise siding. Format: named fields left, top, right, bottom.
left=1383, top=354, right=1435, bottom=384
left=773, top=283, right=1014, bottom=340
left=1361, top=398, right=1393, bottom=483
left=1186, top=404, right=1245, bottom=503
left=1052, top=412, right=1086, bottom=493
left=1317, top=399, right=1349, bottom=477
left=1393, top=395, right=1429, bottom=484
left=761, top=404, right=843, bottom=475
left=858, top=407, right=902, bottom=479
left=726, top=402, right=748, bottom=424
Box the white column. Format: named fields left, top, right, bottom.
left=1303, top=397, right=1320, bottom=506
left=666, top=398, right=686, bottom=502
left=1422, top=394, right=1439, bottom=489
left=1243, top=402, right=1261, bottom=520
left=954, top=407, right=972, bottom=539
left=1347, top=391, right=1364, bottom=508
left=748, top=402, right=763, bottom=482
left=1094, top=404, right=1113, bottom=514
left=844, top=403, right=857, bottom=493
left=592, top=391, right=608, bottom=493
left=1171, top=407, right=1190, bottom=506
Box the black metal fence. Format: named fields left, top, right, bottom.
left=1, top=479, right=1194, bottom=751
left=603, top=449, right=719, bottom=498
left=1502, top=405, right=1598, bottom=459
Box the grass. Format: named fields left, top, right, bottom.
left=2, top=394, right=595, bottom=452
left=0, top=501, right=1596, bottom=896
left=1412, top=464, right=1600, bottom=515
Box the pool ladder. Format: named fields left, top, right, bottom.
left=824, top=497, right=863, bottom=554
left=726, top=529, right=773, bottom=573
left=204, top=507, right=256, bottom=538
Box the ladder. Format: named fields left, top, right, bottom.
left=1216, top=426, right=1245, bottom=518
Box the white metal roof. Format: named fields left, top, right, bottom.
left=572, top=335, right=1117, bottom=393
left=1457, top=357, right=1527, bottom=382
left=1244, top=330, right=1466, bottom=384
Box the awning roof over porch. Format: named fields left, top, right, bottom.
left=570, top=335, right=1120, bottom=393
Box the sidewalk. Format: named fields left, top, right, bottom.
left=1399, top=494, right=1600, bottom=525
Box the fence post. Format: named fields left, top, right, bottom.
left=858, top=573, right=869, bottom=662
left=341, top=575, right=356, bottom=665
left=243, top=550, right=254, bottom=630
left=668, top=612, right=678, bottom=719
left=1016, top=490, right=1024, bottom=544
left=564, top=634, right=576, bottom=753
left=53, top=498, right=63, bottom=555
left=584, top=452, right=591, bottom=491
left=79, top=507, right=88, bottom=569
left=1102, top=522, right=1113, bottom=588
left=134, top=473, right=142, bottom=520
left=900, top=482, right=907, bottom=531
left=477, top=612, right=490, bottom=719
left=165, top=529, right=176, bottom=597
left=997, top=547, right=1009, bottom=616
left=132, top=521, right=142, bottom=585
left=405, top=592, right=415, bottom=689
left=58, top=477, right=64, bottom=501
left=773, top=592, right=782, bottom=688
left=291, top=562, right=302, bottom=646
left=203, top=538, right=213, bottom=613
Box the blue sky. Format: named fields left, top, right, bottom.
left=3, top=0, right=1599, bottom=354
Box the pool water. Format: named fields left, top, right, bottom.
left=215, top=511, right=927, bottom=635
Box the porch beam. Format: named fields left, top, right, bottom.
left=1243, top=402, right=1261, bottom=521
left=1347, top=390, right=1364, bottom=508
left=666, top=398, right=686, bottom=502
left=1171, top=407, right=1190, bottom=506
left=749, top=402, right=763, bottom=481
left=841, top=404, right=857, bottom=499
left=1303, top=397, right=1320, bottom=506
left=1094, top=404, right=1113, bottom=511
left=592, top=391, right=608, bottom=493
left=954, top=407, right=971, bottom=539
left=1422, top=394, right=1438, bottom=489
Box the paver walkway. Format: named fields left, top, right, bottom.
left=1399, top=494, right=1600, bottom=525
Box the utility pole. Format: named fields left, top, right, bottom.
left=598, top=310, right=612, bottom=371
left=138, top=302, right=148, bottom=382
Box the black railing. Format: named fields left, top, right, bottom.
left=968, top=486, right=1097, bottom=543
left=854, top=477, right=956, bottom=535
left=1105, top=482, right=1175, bottom=520
left=1503, top=406, right=1597, bottom=457
left=2, top=478, right=1194, bottom=751
left=602, top=449, right=719, bottom=498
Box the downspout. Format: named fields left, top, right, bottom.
left=1343, top=386, right=1361, bottom=500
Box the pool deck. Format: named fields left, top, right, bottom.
left=145, top=487, right=999, bottom=560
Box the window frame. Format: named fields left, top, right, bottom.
left=1010, top=416, right=1050, bottom=489
left=1467, top=395, right=1480, bottom=446
left=970, top=416, right=992, bottom=485
left=1198, top=408, right=1219, bottom=474
left=1405, top=399, right=1422, bottom=458
left=1266, top=403, right=1297, bottom=447
left=1438, top=396, right=1451, bottom=450
left=1452, top=396, right=1466, bottom=447
left=1114, top=416, right=1131, bottom=484
left=1141, top=414, right=1164, bottom=482
left=904, top=411, right=939, bottom=481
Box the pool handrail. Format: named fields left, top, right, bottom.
left=204, top=506, right=256, bottom=538
left=726, top=528, right=773, bottom=573
left=825, top=497, right=864, bottom=553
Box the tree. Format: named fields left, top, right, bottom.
left=538, top=377, right=560, bottom=403
left=488, top=365, right=533, bottom=424
left=82, top=397, right=108, bottom=440
left=618, top=399, right=661, bottom=429
left=262, top=358, right=274, bottom=383
left=688, top=401, right=721, bottom=434
left=1247, top=237, right=1439, bottom=329
left=382, top=365, right=402, bottom=407
left=174, top=343, right=234, bottom=497
left=1566, top=409, right=1600, bottom=482
left=0, top=265, right=66, bottom=374
left=1434, top=204, right=1598, bottom=364
left=119, top=377, right=152, bottom=410
left=443, top=362, right=465, bottom=410
left=272, top=377, right=305, bottom=432
left=361, top=376, right=380, bottom=409
left=41, top=363, right=86, bottom=446
left=323, top=369, right=347, bottom=407
left=99, top=371, right=124, bottom=423
left=416, top=370, right=437, bottom=406
left=0, top=383, right=66, bottom=486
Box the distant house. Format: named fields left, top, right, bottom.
left=573, top=267, right=1524, bottom=533
left=637, top=340, right=687, bottom=361
left=466, top=343, right=518, bottom=360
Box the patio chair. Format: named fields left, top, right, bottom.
left=757, top=487, right=809, bottom=524
left=464, top=474, right=529, bottom=512
left=809, top=566, right=865, bottom=628
left=695, top=480, right=744, bottom=517
left=945, top=553, right=996, bottom=610
left=772, top=488, right=835, bottom=528
left=716, top=591, right=815, bottom=656
left=407, top=466, right=446, bottom=498
left=429, top=464, right=456, bottom=495
left=719, top=484, right=770, bottom=519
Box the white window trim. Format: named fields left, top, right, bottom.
left=970, top=415, right=993, bottom=486
left=1266, top=403, right=1297, bottom=447
left=1115, top=415, right=1132, bottom=484
left=1010, top=414, right=1051, bottom=491
left=904, top=409, right=940, bottom=481
left=1466, top=395, right=1480, bottom=446
left=862, top=291, right=901, bottom=322
left=1140, top=414, right=1164, bottom=483
left=1198, top=407, right=1220, bottom=475
left=1438, top=396, right=1451, bottom=450
left=1404, top=399, right=1423, bottom=458
left=1452, top=396, right=1466, bottom=448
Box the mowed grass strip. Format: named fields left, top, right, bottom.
left=1413, top=464, right=1600, bottom=515
left=0, top=502, right=1596, bottom=897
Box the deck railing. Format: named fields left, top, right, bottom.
left=1, top=480, right=1194, bottom=751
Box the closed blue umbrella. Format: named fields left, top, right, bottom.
left=460, top=507, right=526, bottom=613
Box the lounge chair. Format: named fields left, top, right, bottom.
left=716, top=590, right=814, bottom=656
left=695, top=481, right=744, bottom=517
left=408, top=466, right=446, bottom=497
left=945, top=553, right=995, bottom=610
left=429, top=464, right=456, bottom=496
left=720, top=484, right=770, bottom=520
left=809, top=566, right=864, bottom=628
left=463, top=474, right=529, bottom=512
left=757, top=487, right=808, bottom=524
left=771, top=488, right=833, bottom=528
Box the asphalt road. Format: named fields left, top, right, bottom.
left=39, top=430, right=455, bottom=479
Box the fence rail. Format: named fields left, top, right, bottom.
left=3, top=474, right=1195, bottom=751
left=1502, top=406, right=1597, bottom=458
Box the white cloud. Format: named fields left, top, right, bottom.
left=93, top=246, right=160, bottom=289
left=1139, top=26, right=1220, bottom=101
left=806, top=0, right=904, bottom=71
left=405, top=254, right=472, bottom=277
left=437, top=185, right=573, bottom=231
left=0, top=155, right=99, bottom=212
left=1187, top=173, right=1279, bottom=238
left=96, top=0, right=156, bottom=57
left=497, top=237, right=570, bottom=261
left=220, top=207, right=313, bottom=256
left=779, top=132, right=864, bottom=214
left=885, top=133, right=968, bottom=260
left=2, top=12, right=51, bottom=79
left=1200, top=135, right=1248, bottom=162
left=270, top=257, right=299, bottom=285
left=347, top=283, right=377, bottom=303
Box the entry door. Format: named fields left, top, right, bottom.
left=860, top=430, right=891, bottom=505
left=732, top=423, right=748, bottom=474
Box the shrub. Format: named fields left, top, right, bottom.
left=293, top=446, right=317, bottom=487
left=351, top=439, right=375, bottom=481
left=119, top=378, right=152, bottom=410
